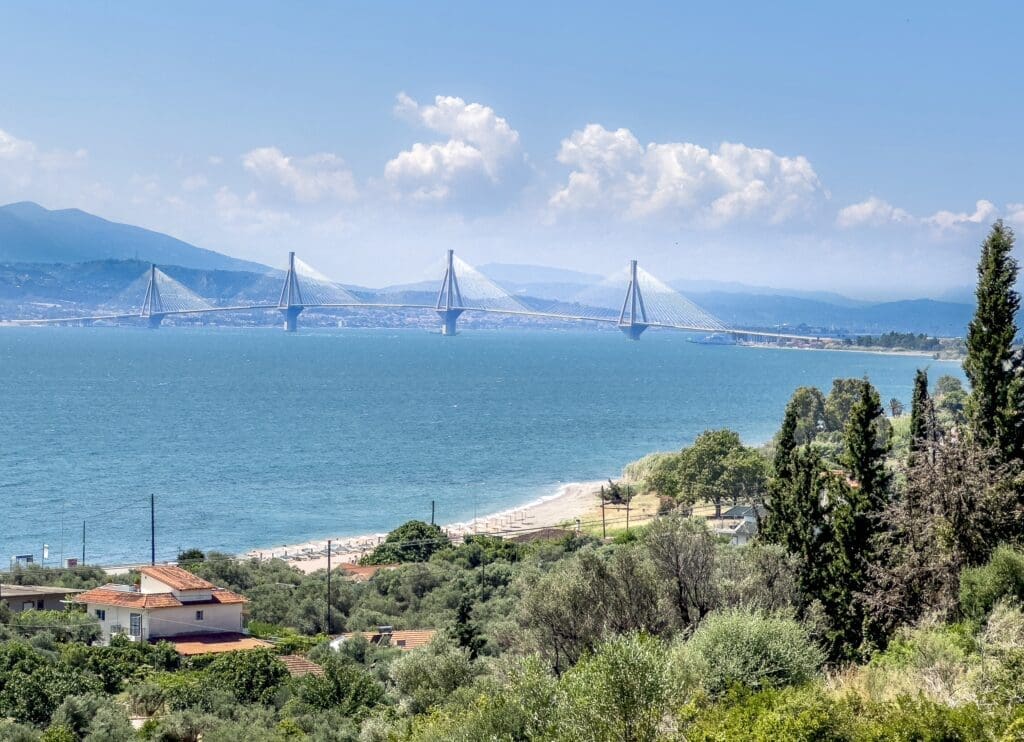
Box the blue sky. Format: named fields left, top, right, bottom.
left=1, top=1, right=1021, bottom=297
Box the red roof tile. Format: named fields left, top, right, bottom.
left=338, top=629, right=436, bottom=651
left=74, top=587, right=182, bottom=609
left=141, top=565, right=216, bottom=591
left=74, top=585, right=247, bottom=609
left=162, top=633, right=272, bottom=656
left=280, top=654, right=325, bottom=677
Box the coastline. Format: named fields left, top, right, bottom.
left=241, top=481, right=608, bottom=574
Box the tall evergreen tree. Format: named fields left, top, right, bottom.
left=821, top=379, right=892, bottom=658
left=761, top=402, right=798, bottom=543
left=965, top=220, right=1023, bottom=463
left=761, top=446, right=832, bottom=606
left=908, top=369, right=936, bottom=463
left=843, top=379, right=891, bottom=507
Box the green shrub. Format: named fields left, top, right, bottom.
left=361, top=520, right=451, bottom=565
left=290, top=655, right=384, bottom=719
left=206, top=648, right=289, bottom=705
left=960, top=546, right=1024, bottom=621
left=680, top=608, right=824, bottom=696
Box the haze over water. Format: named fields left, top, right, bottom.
left=0, top=327, right=964, bottom=564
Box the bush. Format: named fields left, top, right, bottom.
left=290, top=655, right=384, bottom=719
left=959, top=545, right=1024, bottom=621
left=11, top=610, right=100, bottom=644
left=361, top=520, right=451, bottom=565
left=559, top=633, right=680, bottom=742
left=680, top=608, right=824, bottom=696
left=391, top=638, right=475, bottom=714
left=206, top=648, right=289, bottom=705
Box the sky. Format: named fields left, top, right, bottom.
left=1, top=1, right=1022, bottom=298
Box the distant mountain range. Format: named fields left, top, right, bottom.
left=0, top=202, right=266, bottom=272
left=0, top=202, right=975, bottom=336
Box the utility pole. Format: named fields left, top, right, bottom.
left=326, top=539, right=332, bottom=633
left=430, top=500, right=435, bottom=526
left=81, top=521, right=86, bottom=565
left=601, top=497, right=607, bottom=538
left=150, top=494, right=156, bottom=566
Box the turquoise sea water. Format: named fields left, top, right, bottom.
left=0, top=327, right=964, bottom=564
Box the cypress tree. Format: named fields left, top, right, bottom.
left=761, top=402, right=799, bottom=543
left=773, top=403, right=798, bottom=479
left=964, top=220, right=1022, bottom=463
left=843, top=379, right=891, bottom=508
left=823, top=378, right=891, bottom=658
left=908, top=369, right=936, bottom=463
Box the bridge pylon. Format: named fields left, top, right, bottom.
left=618, top=259, right=649, bottom=340
left=435, top=249, right=465, bottom=336
left=140, top=264, right=166, bottom=329
left=278, top=251, right=305, bottom=332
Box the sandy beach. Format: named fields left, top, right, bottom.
left=242, top=481, right=607, bottom=574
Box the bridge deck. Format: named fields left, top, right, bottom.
left=8, top=302, right=825, bottom=341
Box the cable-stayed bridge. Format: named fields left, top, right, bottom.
left=9, top=250, right=823, bottom=341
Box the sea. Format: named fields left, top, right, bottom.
left=0, top=326, right=965, bottom=565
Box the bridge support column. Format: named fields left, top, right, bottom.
left=437, top=308, right=464, bottom=336
left=619, top=322, right=648, bottom=340
left=146, top=313, right=165, bottom=329
left=281, top=306, right=303, bottom=332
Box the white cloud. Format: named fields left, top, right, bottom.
left=0, top=127, right=87, bottom=180
left=242, top=146, right=357, bottom=202
left=549, top=124, right=824, bottom=224
left=836, top=196, right=913, bottom=228
left=0, top=128, right=38, bottom=161
left=1007, top=202, right=1024, bottom=225
left=214, top=186, right=295, bottom=233
left=181, top=174, right=208, bottom=192
left=386, top=93, right=521, bottom=199
left=925, top=199, right=997, bottom=231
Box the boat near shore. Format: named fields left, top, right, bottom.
left=689, top=333, right=737, bottom=346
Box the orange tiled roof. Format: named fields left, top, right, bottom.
left=141, top=565, right=216, bottom=591
left=280, top=654, right=325, bottom=677
left=74, top=585, right=247, bottom=609
left=339, top=629, right=437, bottom=651
left=210, top=589, right=247, bottom=604
left=161, top=633, right=272, bottom=656
left=74, top=587, right=183, bottom=609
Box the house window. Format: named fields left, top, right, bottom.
left=195, top=610, right=204, bottom=621
left=95, top=609, right=106, bottom=621
left=36, top=599, right=44, bottom=609
left=22, top=601, right=34, bottom=612
left=129, top=613, right=142, bottom=638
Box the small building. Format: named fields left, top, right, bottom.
left=331, top=628, right=436, bottom=652
left=74, top=565, right=248, bottom=644
left=709, top=518, right=758, bottom=546
left=0, top=584, right=83, bottom=613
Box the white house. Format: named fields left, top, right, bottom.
left=74, top=565, right=247, bottom=644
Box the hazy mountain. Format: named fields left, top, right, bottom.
left=0, top=202, right=267, bottom=272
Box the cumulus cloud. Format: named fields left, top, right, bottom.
left=925, top=199, right=997, bottom=231
left=836, top=196, right=913, bottom=228
left=1007, top=202, right=1024, bottom=225
left=385, top=93, right=521, bottom=200
left=242, top=146, right=357, bottom=202
left=0, top=127, right=87, bottom=174
left=548, top=124, right=824, bottom=224
left=838, top=197, right=999, bottom=233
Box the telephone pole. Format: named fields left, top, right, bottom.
left=150, top=494, right=156, bottom=566
left=326, top=540, right=333, bottom=633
